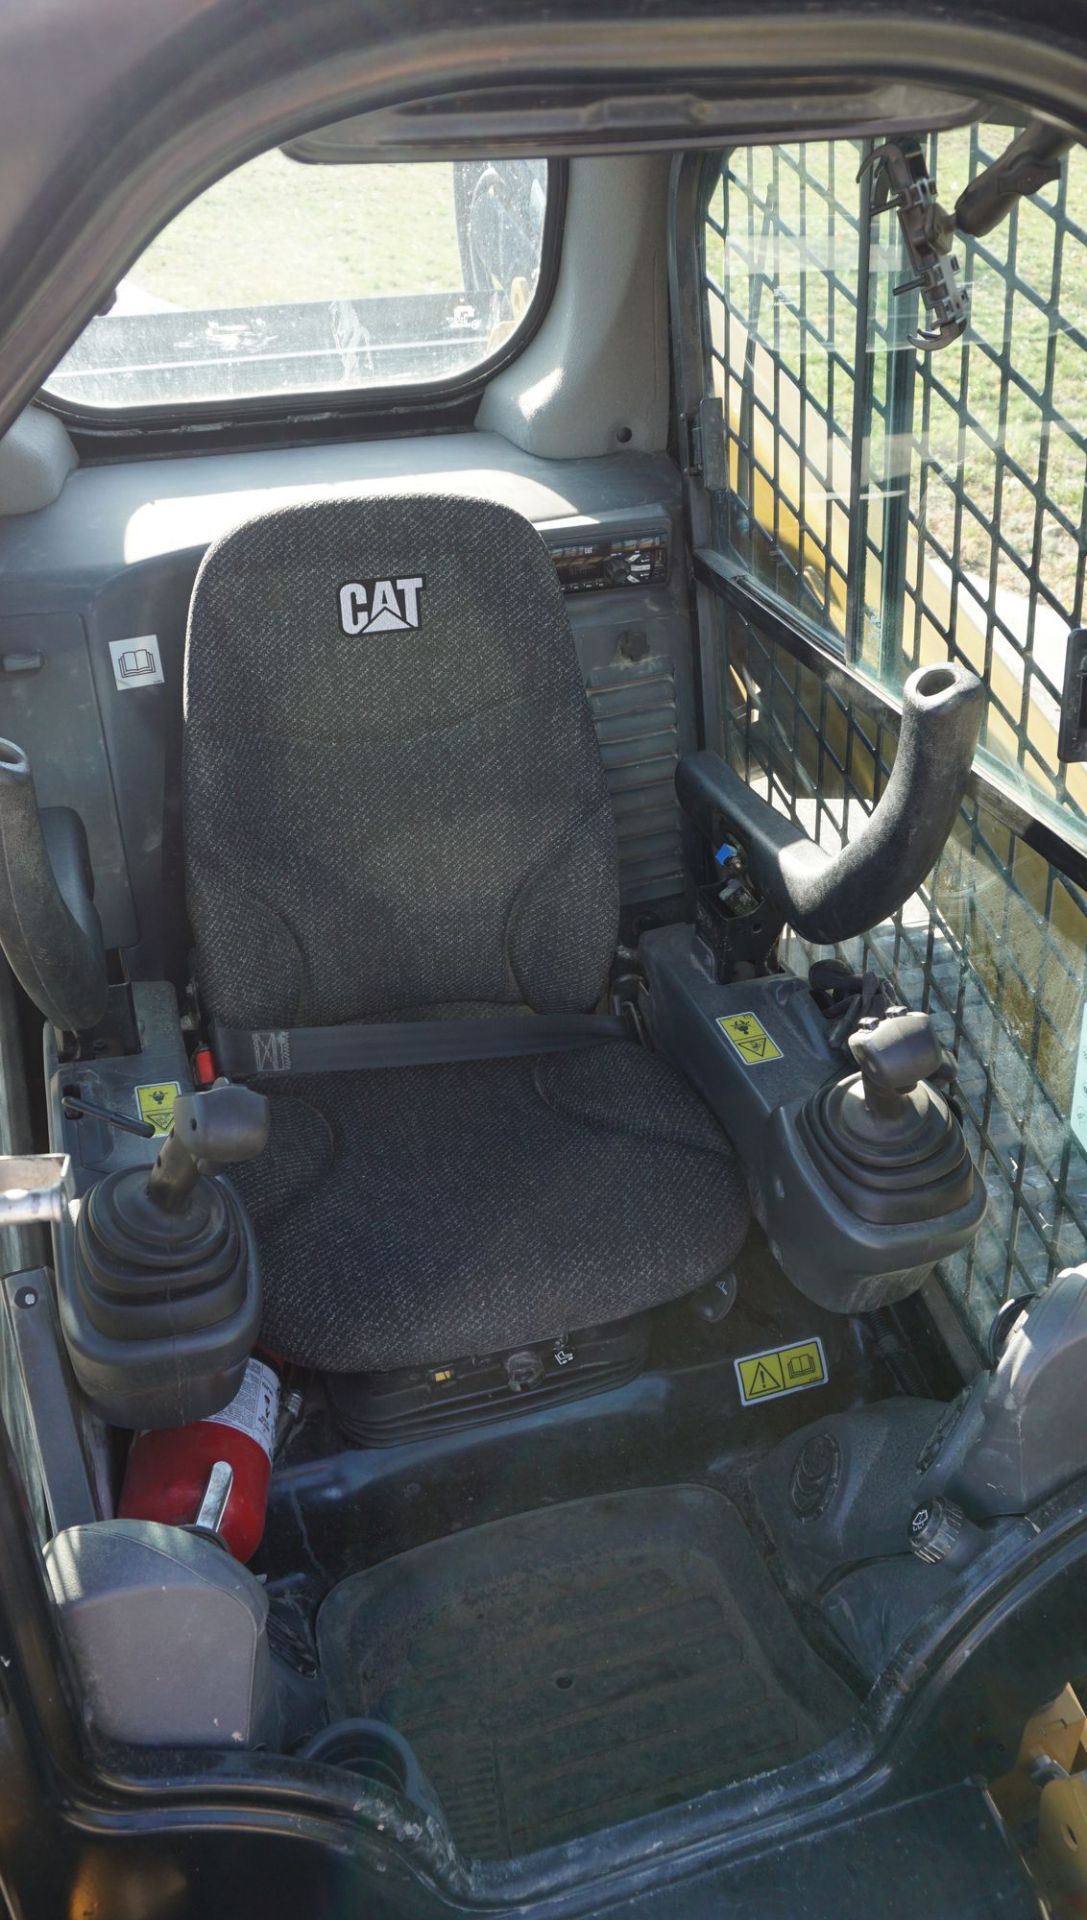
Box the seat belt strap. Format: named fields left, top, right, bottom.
left=211, top=1013, right=628, bottom=1077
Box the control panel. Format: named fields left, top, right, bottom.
left=549, top=530, right=670, bottom=594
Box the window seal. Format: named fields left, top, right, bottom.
left=38, top=159, right=567, bottom=447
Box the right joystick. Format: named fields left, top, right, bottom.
left=847, top=1009, right=952, bottom=1121
left=799, top=1009, right=979, bottom=1228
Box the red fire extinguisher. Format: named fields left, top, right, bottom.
left=119, top=1356, right=280, bottom=1561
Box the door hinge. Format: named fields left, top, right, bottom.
left=685, top=397, right=727, bottom=490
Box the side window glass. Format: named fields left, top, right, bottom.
left=705, top=129, right=1087, bottom=839
left=704, top=142, right=862, bottom=641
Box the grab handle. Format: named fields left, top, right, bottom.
left=0, top=740, right=107, bottom=1031
left=677, top=663, right=983, bottom=945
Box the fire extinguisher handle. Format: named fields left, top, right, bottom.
left=147, top=1083, right=270, bottom=1212
left=187, top=1460, right=234, bottom=1545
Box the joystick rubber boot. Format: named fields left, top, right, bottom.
left=59, top=1085, right=268, bottom=1428
left=799, top=1010, right=978, bottom=1227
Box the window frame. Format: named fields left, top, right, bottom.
left=38, top=158, right=567, bottom=438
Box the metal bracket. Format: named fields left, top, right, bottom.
left=861, top=140, right=969, bottom=353
left=1058, top=628, right=1087, bottom=762
left=1, top=1268, right=98, bottom=1532
left=685, top=395, right=727, bottom=489
left=0, top=1154, right=72, bottom=1228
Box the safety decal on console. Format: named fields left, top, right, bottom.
left=716, top=1011, right=783, bottom=1065
left=135, top=1081, right=182, bottom=1135
left=735, top=1338, right=828, bottom=1407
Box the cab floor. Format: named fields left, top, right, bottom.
left=316, top=1482, right=858, bottom=1859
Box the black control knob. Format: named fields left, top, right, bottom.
left=800, top=1009, right=978, bottom=1229
left=909, top=1496, right=982, bottom=1567
left=505, top=1349, right=545, bottom=1392
left=148, top=1083, right=269, bottom=1213
left=848, top=1010, right=950, bottom=1121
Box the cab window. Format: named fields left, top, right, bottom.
left=46, top=156, right=551, bottom=414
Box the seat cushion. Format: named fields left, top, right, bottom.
left=228, top=1042, right=749, bottom=1373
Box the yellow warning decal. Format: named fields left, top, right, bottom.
left=716, top=1012, right=782, bottom=1066
left=135, top=1081, right=182, bottom=1135
left=735, top=1338, right=828, bottom=1407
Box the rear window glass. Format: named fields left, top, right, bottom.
left=45, top=155, right=550, bottom=413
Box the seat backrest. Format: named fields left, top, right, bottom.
left=184, top=494, right=619, bottom=1028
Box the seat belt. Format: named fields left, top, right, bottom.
left=211, top=1013, right=628, bottom=1077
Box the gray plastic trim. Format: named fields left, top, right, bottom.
left=478, top=155, right=671, bottom=457
left=46, top=1519, right=278, bottom=1749
left=0, top=408, right=76, bottom=518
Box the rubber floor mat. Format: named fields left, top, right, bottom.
left=316, top=1485, right=856, bottom=1860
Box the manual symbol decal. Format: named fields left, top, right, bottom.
left=109, top=634, right=164, bottom=690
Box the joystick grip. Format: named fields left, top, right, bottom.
left=147, top=1084, right=270, bottom=1213
left=848, top=1011, right=949, bottom=1118
left=676, top=663, right=983, bottom=945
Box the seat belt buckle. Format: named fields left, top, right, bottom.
left=193, top=1044, right=218, bottom=1088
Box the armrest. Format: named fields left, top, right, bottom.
left=677, top=662, right=982, bottom=944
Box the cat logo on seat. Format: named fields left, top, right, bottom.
left=338, top=576, right=426, bottom=635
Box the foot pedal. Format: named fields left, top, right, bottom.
left=327, top=1315, right=649, bottom=1447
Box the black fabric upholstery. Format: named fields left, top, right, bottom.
left=186, top=492, right=750, bottom=1372
left=184, top=494, right=618, bottom=1027
left=228, top=1044, right=750, bottom=1374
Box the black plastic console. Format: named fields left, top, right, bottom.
left=916, top=1265, right=1087, bottom=1516
left=0, top=740, right=107, bottom=1033
left=642, top=924, right=985, bottom=1312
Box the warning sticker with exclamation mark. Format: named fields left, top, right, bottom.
left=735, top=1338, right=828, bottom=1406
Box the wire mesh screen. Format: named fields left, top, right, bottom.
left=704, top=128, right=1087, bottom=830
left=701, top=132, right=1087, bottom=1345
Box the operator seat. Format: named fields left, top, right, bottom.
left=183, top=494, right=749, bottom=1373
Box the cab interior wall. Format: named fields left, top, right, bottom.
left=0, top=42, right=1083, bottom=1906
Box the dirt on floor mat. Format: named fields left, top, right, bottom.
left=315, top=1484, right=857, bottom=1860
